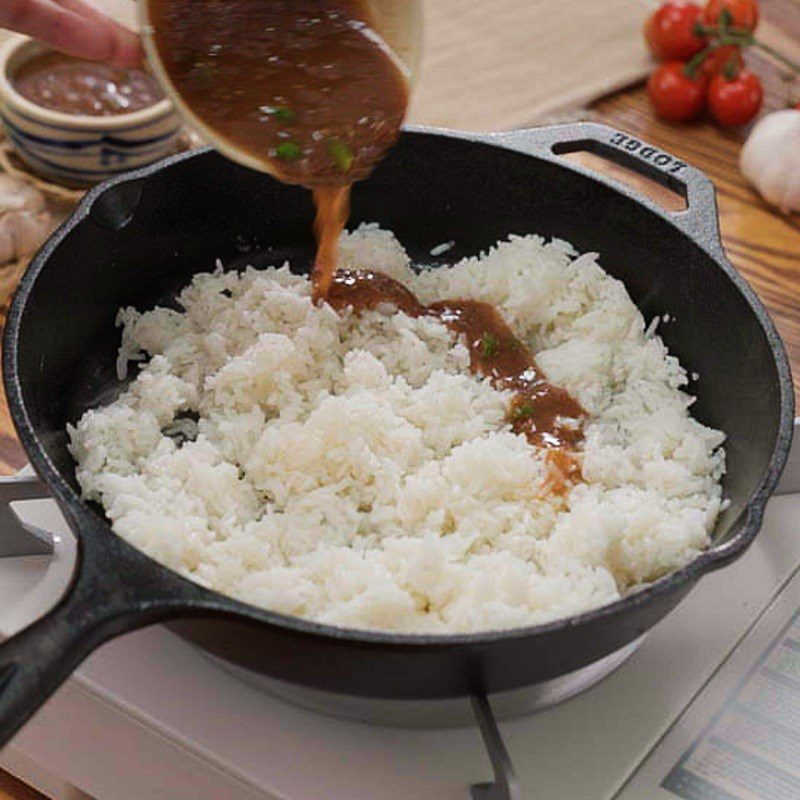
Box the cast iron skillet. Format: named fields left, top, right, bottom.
left=0, top=123, right=794, bottom=746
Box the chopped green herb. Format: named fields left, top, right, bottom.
left=275, top=141, right=302, bottom=161
left=271, top=105, right=295, bottom=122
left=481, top=331, right=498, bottom=358
left=328, top=139, right=354, bottom=172
left=512, top=403, right=535, bottom=421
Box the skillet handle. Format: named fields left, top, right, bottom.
left=0, top=564, right=131, bottom=747
left=0, top=483, right=209, bottom=748
left=489, top=123, right=722, bottom=251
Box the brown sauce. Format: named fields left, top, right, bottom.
left=312, top=186, right=351, bottom=301
left=328, top=270, right=586, bottom=473
left=13, top=52, right=163, bottom=116
left=148, top=0, right=409, bottom=297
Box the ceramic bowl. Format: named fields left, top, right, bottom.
left=0, top=36, right=181, bottom=187
left=137, top=0, right=422, bottom=180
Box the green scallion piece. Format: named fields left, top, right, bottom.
left=272, top=106, right=295, bottom=122
left=512, top=403, right=535, bottom=422
left=275, top=141, right=302, bottom=161
left=328, top=139, right=354, bottom=172
left=481, top=332, right=498, bottom=358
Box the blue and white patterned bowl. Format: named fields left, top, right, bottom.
left=0, top=36, right=181, bottom=187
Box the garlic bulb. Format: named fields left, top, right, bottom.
left=0, top=174, right=53, bottom=264
left=740, top=109, right=800, bottom=214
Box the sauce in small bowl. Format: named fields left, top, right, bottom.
left=13, top=51, right=164, bottom=117
left=0, top=37, right=181, bottom=187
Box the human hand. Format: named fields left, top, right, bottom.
left=0, top=0, right=143, bottom=68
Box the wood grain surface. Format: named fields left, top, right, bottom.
left=2, top=1, right=800, bottom=797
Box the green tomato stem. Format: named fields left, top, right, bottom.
left=696, top=24, right=800, bottom=77
left=684, top=45, right=718, bottom=78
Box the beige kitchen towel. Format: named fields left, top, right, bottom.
left=408, top=0, right=653, bottom=130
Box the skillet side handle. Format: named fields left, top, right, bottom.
left=489, top=123, right=723, bottom=253
left=0, top=573, right=132, bottom=748
left=699, top=498, right=773, bottom=574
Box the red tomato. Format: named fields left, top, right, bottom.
left=700, top=44, right=744, bottom=77
left=647, top=62, right=708, bottom=121
left=702, top=0, right=759, bottom=30
left=645, top=2, right=706, bottom=61
left=707, top=69, right=763, bottom=125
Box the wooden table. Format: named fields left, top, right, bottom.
left=2, top=2, right=800, bottom=797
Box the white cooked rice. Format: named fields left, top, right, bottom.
left=68, top=226, right=725, bottom=634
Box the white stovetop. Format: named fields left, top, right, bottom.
left=1, top=451, right=799, bottom=799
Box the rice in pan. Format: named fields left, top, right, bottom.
left=68, top=227, right=725, bottom=633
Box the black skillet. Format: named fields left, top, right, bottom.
left=0, top=123, right=794, bottom=746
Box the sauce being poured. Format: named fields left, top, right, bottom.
left=13, top=52, right=163, bottom=116
left=147, top=0, right=409, bottom=297
left=327, top=270, right=586, bottom=478
left=312, top=186, right=351, bottom=301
